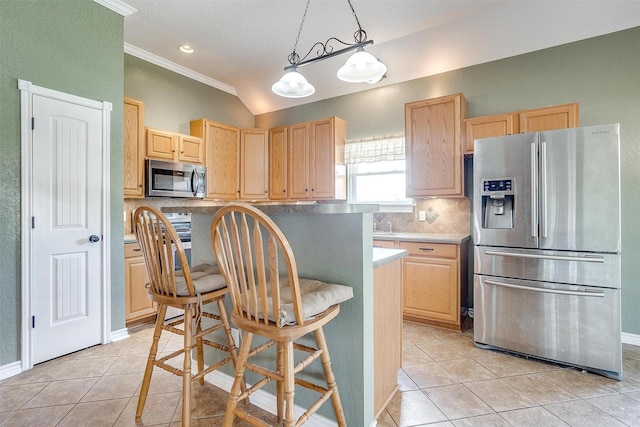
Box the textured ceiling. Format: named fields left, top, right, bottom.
left=121, top=0, right=640, bottom=114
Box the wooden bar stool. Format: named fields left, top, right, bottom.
left=133, top=206, right=241, bottom=427
left=210, top=203, right=353, bottom=427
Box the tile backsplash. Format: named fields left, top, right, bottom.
left=374, top=198, right=471, bottom=235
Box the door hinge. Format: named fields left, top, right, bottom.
left=31, top=117, right=35, bottom=130
left=31, top=216, right=35, bottom=229
left=32, top=316, right=35, bottom=328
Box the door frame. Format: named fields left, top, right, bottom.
left=18, top=79, right=112, bottom=370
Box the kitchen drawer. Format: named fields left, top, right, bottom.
left=373, top=240, right=396, bottom=249
left=125, top=241, right=142, bottom=258
left=398, top=241, right=457, bottom=259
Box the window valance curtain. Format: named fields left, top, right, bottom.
left=344, top=135, right=405, bottom=164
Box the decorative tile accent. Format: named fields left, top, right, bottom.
left=374, top=198, right=471, bottom=235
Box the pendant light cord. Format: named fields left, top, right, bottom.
left=289, top=0, right=312, bottom=65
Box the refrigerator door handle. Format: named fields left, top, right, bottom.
left=540, top=140, right=548, bottom=238
left=484, top=249, right=605, bottom=263
left=531, top=142, right=538, bottom=238
left=484, top=279, right=605, bottom=297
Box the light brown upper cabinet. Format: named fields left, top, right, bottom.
left=123, top=97, right=145, bottom=198
left=405, top=93, right=467, bottom=198
left=310, top=117, right=347, bottom=200
left=269, top=127, right=288, bottom=200
left=288, top=122, right=311, bottom=200
left=286, top=117, right=347, bottom=201
left=518, top=102, right=579, bottom=133
left=191, top=118, right=240, bottom=200
left=240, top=129, right=269, bottom=200
left=146, top=127, right=204, bottom=164
left=464, top=102, right=579, bottom=155
left=464, top=113, right=519, bottom=154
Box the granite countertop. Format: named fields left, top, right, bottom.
left=373, top=232, right=470, bottom=244
left=124, top=233, right=137, bottom=244
left=162, top=202, right=379, bottom=215
left=373, top=248, right=407, bottom=268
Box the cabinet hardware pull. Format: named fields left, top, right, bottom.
left=133, top=248, right=141, bottom=252
left=419, top=247, right=434, bottom=251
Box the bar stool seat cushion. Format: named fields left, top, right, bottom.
left=260, top=277, right=353, bottom=326
left=175, top=264, right=226, bottom=296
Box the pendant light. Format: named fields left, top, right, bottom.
left=272, top=0, right=386, bottom=98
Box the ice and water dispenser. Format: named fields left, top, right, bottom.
left=480, top=179, right=514, bottom=229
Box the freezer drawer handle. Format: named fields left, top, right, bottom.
left=484, top=250, right=604, bottom=263
left=485, top=280, right=605, bottom=297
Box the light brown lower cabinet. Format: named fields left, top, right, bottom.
left=124, top=242, right=156, bottom=325
left=373, top=257, right=403, bottom=418
left=375, top=239, right=468, bottom=331
left=400, top=240, right=468, bottom=330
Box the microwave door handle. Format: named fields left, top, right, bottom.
left=191, top=169, right=198, bottom=196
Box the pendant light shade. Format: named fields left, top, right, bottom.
left=271, top=70, right=316, bottom=98
left=337, top=49, right=387, bottom=83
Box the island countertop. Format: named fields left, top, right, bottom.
left=162, top=202, right=379, bottom=215
left=373, top=247, right=407, bottom=268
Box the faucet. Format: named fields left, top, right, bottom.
left=386, top=221, right=392, bottom=233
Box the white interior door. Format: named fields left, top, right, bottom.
left=30, top=93, right=104, bottom=364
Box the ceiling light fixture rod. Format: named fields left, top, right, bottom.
left=284, top=39, right=374, bottom=71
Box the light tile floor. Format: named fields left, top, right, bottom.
left=1, top=320, right=640, bottom=426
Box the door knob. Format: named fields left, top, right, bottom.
left=89, top=235, right=100, bottom=243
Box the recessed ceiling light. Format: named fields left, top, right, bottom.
left=179, top=45, right=194, bottom=54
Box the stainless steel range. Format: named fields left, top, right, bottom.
left=166, top=212, right=192, bottom=242
left=472, top=123, right=622, bottom=380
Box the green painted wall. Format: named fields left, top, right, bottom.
left=256, top=27, right=640, bottom=336
left=124, top=55, right=255, bottom=132
left=0, top=0, right=125, bottom=365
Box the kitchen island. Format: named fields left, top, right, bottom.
left=163, top=202, right=399, bottom=426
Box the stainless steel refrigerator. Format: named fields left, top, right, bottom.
left=472, top=123, right=622, bottom=380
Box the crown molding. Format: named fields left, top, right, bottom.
left=93, top=0, right=137, bottom=16
left=124, top=43, right=237, bottom=96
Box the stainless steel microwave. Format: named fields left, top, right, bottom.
left=145, top=159, right=206, bottom=198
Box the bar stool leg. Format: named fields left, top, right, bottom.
left=315, top=327, right=347, bottom=427
left=194, top=304, right=205, bottom=386
left=276, top=341, right=285, bottom=424
left=223, top=331, right=253, bottom=427
left=182, top=306, right=193, bottom=427
left=283, top=341, right=295, bottom=427
left=136, top=304, right=167, bottom=421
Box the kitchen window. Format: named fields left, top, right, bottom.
left=346, top=135, right=413, bottom=212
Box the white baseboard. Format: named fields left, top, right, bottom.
left=110, top=328, right=130, bottom=342
left=622, top=332, right=640, bottom=347
left=204, top=369, right=338, bottom=427
left=0, top=361, right=22, bottom=381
